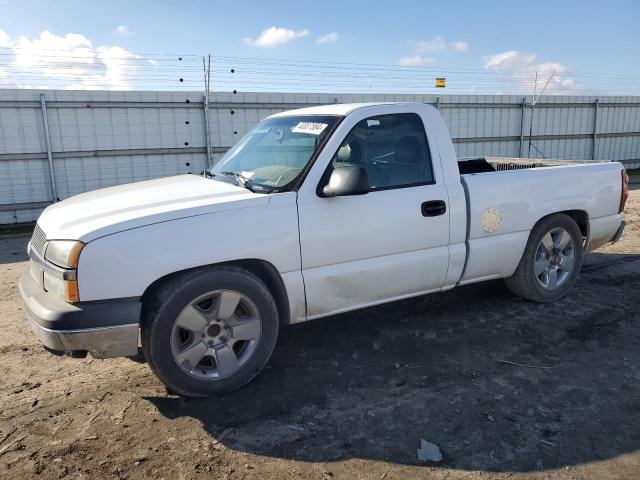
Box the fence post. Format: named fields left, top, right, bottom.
left=592, top=98, right=599, bottom=160
left=39, top=94, right=58, bottom=202
left=203, top=94, right=212, bottom=168
left=519, top=97, right=526, bottom=158
left=202, top=55, right=213, bottom=169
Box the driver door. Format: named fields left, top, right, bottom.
left=297, top=110, right=451, bottom=319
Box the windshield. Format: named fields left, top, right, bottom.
left=210, top=115, right=339, bottom=191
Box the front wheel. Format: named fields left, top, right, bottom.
left=142, top=266, right=279, bottom=397
left=505, top=213, right=584, bottom=303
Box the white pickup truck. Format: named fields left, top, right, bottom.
left=20, top=102, right=628, bottom=396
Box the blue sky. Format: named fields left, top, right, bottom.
left=0, top=0, right=638, bottom=95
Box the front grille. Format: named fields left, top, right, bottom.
left=30, top=224, right=47, bottom=256
left=30, top=260, right=44, bottom=287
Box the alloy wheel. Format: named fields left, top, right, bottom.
left=170, top=290, right=262, bottom=380
left=534, top=227, right=576, bottom=290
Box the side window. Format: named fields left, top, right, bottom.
left=331, top=113, right=434, bottom=190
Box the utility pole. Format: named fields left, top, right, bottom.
left=39, top=94, right=58, bottom=202
left=527, top=70, right=555, bottom=159
left=202, top=54, right=213, bottom=170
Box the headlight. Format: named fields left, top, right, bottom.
left=44, top=240, right=84, bottom=269
left=43, top=272, right=80, bottom=303
left=43, top=240, right=84, bottom=303
left=43, top=271, right=67, bottom=297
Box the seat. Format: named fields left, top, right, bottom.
left=336, top=140, right=363, bottom=166
left=387, top=136, right=426, bottom=186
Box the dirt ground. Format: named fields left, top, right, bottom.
left=1, top=188, right=639, bottom=480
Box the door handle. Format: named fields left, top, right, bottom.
left=421, top=200, right=447, bottom=217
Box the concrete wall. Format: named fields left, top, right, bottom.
left=1, top=89, right=639, bottom=224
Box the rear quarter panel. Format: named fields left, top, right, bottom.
left=459, top=161, right=623, bottom=284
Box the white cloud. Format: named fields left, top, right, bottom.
left=415, top=36, right=446, bottom=52
left=316, top=32, right=338, bottom=45
left=398, top=54, right=435, bottom=66
left=398, top=36, right=469, bottom=65
left=1, top=29, right=152, bottom=90
left=484, top=50, right=536, bottom=70
left=115, top=25, right=134, bottom=37
left=0, top=31, right=13, bottom=84
left=483, top=50, right=582, bottom=94
left=244, top=27, right=309, bottom=48
left=0, top=29, right=11, bottom=47
left=451, top=40, right=469, bottom=52
left=414, top=36, right=469, bottom=53
left=96, top=46, right=143, bottom=89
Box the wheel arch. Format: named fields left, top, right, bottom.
left=504, top=209, right=588, bottom=279
left=505, top=209, right=586, bottom=302
left=532, top=209, right=589, bottom=244
left=140, top=259, right=291, bottom=327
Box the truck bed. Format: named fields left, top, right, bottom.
left=458, top=156, right=602, bottom=175
left=455, top=157, right=623, bottom=286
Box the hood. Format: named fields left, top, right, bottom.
left=37, top=175, right=269, bottom=242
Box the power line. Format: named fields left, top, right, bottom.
left=2, top=46, right=640, bottom=79
left=0, top=49, right=639, bottom=95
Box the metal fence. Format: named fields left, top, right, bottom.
left=1, top=89, right=639, bottom=224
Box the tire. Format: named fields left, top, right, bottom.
left=505, top=213, right=584, bottom=303
left=141, top=266, right=279, bottom=397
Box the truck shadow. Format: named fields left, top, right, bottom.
left=146, top=251, right=640, bottom=472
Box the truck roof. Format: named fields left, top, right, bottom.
left=268, top=102, right=418, bottom=118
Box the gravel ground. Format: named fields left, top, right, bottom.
left=0, top=187, right=639, bottom=480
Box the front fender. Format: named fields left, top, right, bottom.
left=76, top=193, right=300, bottom=302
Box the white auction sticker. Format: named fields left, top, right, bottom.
left=292, top=122, right=328, bottom=135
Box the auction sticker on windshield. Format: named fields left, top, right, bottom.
left=292, top=122, right=328, bottom=135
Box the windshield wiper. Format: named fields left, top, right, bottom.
left=219, top=171, right=261, bottom=193
left=200, top=170, right=214, bottom=178
left=219, top=171, right=276, bottom=193
left=220, top=170, right=248, bottom=184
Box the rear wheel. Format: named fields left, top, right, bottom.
left=142, top=266, right=279, bottom=397
left=505, top=214, right=584, bottom=302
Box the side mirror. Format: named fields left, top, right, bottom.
left=322, top=166, right=370, bottom=197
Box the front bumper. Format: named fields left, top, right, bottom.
left=19, top=268, right=141, bottom=358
